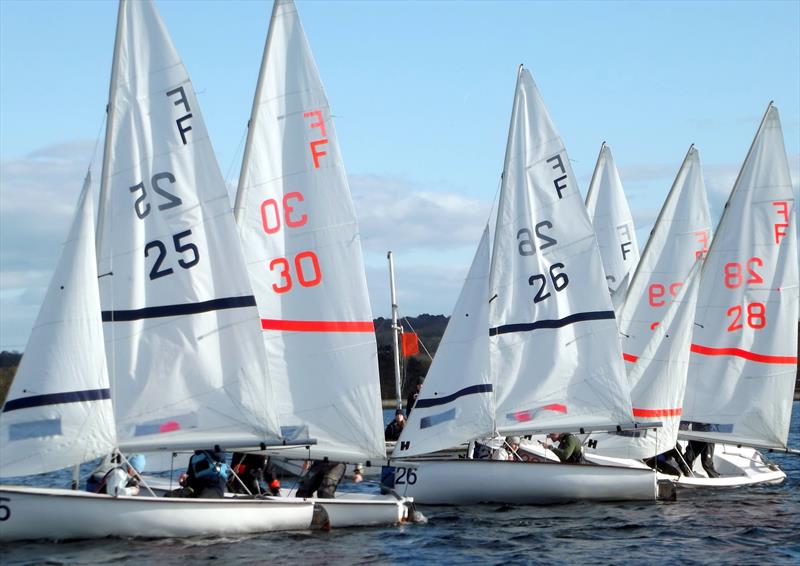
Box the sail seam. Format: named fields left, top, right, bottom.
left=489, top=310, right=615, bottom=336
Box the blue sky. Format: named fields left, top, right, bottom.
left=1, top=0, right=798, bottom=350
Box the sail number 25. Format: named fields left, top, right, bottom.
left=129, top=171, right=202, bottom=281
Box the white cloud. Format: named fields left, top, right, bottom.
left=350, top=174, right=491, bottom=253
left=1, top=141, right=96, bottom=349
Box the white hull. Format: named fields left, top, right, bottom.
left=138, top=477, right=412, bottom=529
left=671, top=444, right=786, bottom=488
left=0, top=485, right=313, bottom=541
left=389, top=459, right=657, bottom=505
left=296, top=492, right=413, bottom=529
left=585, top=444, right=786, bottom=489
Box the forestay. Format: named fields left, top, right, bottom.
left=489, top=68, right=634, bottom=435
left=234, top=0, right=384, bottom=462
left=681, top=104, right=798, bottom=450
left=1, top=175, right=116, bottom=477
left=589, top=260, right=702, bottom=459
left=585, top=143, right=640, bottom=309
left=96, top=0, right=280, bottom=451
left=395, top=228, right=494, bottom=458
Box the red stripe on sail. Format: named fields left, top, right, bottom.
left=542, top=403, right=568, bottom=413
left=690, top=344, right=797, bottom=365
left=623, top=352, right=638, bottom=363
left=632, top=407, right=682, bottom=418
left=261, top=319, right=375, bottom=332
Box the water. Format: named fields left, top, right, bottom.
left=2, top=403, right=799, bottom=565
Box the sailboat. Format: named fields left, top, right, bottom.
left=585, top=143, right=640, bottom=310
left=388, top=67, right=664, bottom=505
left=583, top=146, right=711, bottom=462
left=233, top=0, right=411, bottom=526
left=0, top=0, right=315, bottom=541
left=678, top=102, right=798, bottom=485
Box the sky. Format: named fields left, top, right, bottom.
left=0, top=0, right=798, bottom=351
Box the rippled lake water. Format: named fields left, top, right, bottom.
left=2, top=403, right=799, bottom=565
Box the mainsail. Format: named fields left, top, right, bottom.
left=681, top=103, right=798, bottom=450
left=1, top=175, right=116, bottom=477
left=395, top=228, right=494, bottom=458
left=619, top=145, right=712, bottom=368
left=587, top=146, right=712, bottom=459
left=234, top=0, right=384, bottom=462
left=588, top=260, right=703, bottom=459
left=96, top=0, right=280, bottom=451
left=585, top=143, right=640, bottom=309
left=490, top=69, right=634, bottom=435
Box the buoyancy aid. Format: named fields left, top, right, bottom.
left=190, top=451, right=230, bottom=481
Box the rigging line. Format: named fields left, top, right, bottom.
left=87, top=111, right=108, bottom=172
left=224, top=126, right=249, bottom=194
left=399, top=314, right=434, bottom=361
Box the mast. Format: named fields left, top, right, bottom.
left=488, top=64, right=524, bottom=293
left=234, top=0, right=282, bottom=221
left=387, top=251, right=403, bottom=412
left=622, top=143, right=696, bottom=311
left=95, top=0, right=125, bottom=256
left=695, top=103, right=773, bottom=279
left=584, top=141, right=607, bottom=207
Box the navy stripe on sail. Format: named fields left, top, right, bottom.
left=679, top=420, right=734, bottom=434
left=489, top=310, right=615, bottom=336
left=3, top=388, right=111, bottom=413
left=102, top=295, right=257, bottom=322
left=414, top=384, right=493, bottom=409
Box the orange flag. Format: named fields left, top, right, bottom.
left=401, top=332, right=419, bottom=357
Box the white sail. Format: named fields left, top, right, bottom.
left=585, top=143, right=640, bottom=306
left=394, top=228, right=494, bottom=458
left=681, top=103, right=798, bottom=450
left=588, top=260, right=703, bottom=459
left=1, top=175, right=116, bottom=477
left=96, top=0, right=280, bottom=450
left=489, top=68, right=634, bottom=435
left=234, top=0, right=384, bottom=462
left=619, top=145, right=711, bottom=370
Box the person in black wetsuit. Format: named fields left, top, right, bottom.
left=683, top=441, right=720, bottom=478
left=296, top=460, right=362, bottom=499
left=384, top=409, right=406, bottom=441
left=406, top=378, right=424, bottom=416
left=184, top=449, right=229, bottom=498
left=228, top=452, right=281, bottom=496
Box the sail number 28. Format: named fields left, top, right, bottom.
left=723, top=256, right=766, bottom=332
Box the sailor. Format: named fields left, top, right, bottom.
left=543, top=432, right=584, bottom=463
left=406, top=377, right=424, bottom=416
left=682, top=441, right=720, bottom=478
left=296, top=459, right=362, bottom=499
left=384, top=409, right=406, bottom=441
left=492, top=436, right=522, bottom=461
left=102, top=454, right=146, bottom=496
left=183, top=449, right=230, bottom=498
left=228, top=452, right=281, bottom=496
